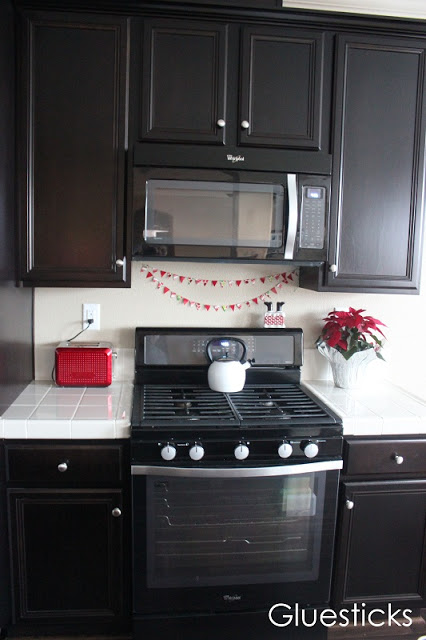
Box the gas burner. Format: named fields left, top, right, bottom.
left=177, top=401, right=193, bottom=410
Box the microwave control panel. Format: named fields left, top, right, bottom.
left=299, top=186, right=326, bottom=249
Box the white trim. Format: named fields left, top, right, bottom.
left=281, top=0, right=426, bottom=20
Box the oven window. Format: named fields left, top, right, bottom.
left=144, top=180, right=284, bottom=249
left=145, top=472, right=325, bottom=588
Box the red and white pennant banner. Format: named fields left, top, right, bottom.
left=140, top=264, right=298, bottom=312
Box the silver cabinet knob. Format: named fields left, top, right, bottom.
left=393, top=454, right=404, bottom=465
left=329, top=264, right=338, bottom=273
left=116, top=259, right=125, bottom=267
left=217, top=119, right=226, bottom=128
left=346, top=499, right=354, bottom=510
left=112, top=507, right=122, bottom=518
left=241, top=120, right=250, bottom=129
left=57, top=462, right=68, bottom=473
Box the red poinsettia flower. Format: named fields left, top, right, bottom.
left=316, top=307, right=386, bottom=361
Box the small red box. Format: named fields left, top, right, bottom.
left=55, top=342, right=113, bottom=387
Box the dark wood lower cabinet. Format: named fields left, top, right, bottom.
left=333, top=439, right=426, bottom=609
left=8, top=489, right=126, bottom=626
left=5, top=441, right=130, bottom=635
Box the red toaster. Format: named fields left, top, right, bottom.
left=55, top=342, right=114, bottom=387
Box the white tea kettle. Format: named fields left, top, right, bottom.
left=206, top=337, right=251, bottom=393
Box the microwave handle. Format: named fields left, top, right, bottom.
left=131, top=460, right=343, bottom=478
left=284, top=174, right=298, bottom=259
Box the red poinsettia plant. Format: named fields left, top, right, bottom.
left=316, top=307, right=386, bottom=361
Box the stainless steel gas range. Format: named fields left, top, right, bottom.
left=130, top=328, right=343, bottom=640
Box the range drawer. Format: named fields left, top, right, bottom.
left=344, top=438, right=426, bottom=477
left=5, top=443, right=124, bottom=485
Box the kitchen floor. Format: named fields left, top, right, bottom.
left=8, top=616, right=426, bottom=640
left=329, top=611, right=426, bottom=639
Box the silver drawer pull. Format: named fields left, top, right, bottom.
left=112, top=507, right=122, bottom=518
left=393, top=454, right=404, bottom=465
left=346, top=499, right=354, bottom=510
left=57, top=462, right=68, bottom=473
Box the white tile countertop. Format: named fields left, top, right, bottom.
left=1, top=379, right=426, bottom=440
left=0, top=381, right=133, bottom=439
left=304, top=380, right=426, bottom=436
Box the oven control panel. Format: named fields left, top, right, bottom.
left=133, top=436, right=342, bottom=466
left=141, top=331, right=303, bottom=367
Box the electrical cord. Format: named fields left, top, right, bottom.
left=51, top=318, right=95, bottom=382
left=66, top=318, right=94, bottom=343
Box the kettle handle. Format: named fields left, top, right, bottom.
left=206, top=337, right=248, bottom=363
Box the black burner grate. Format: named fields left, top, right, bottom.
left=229, top=385, right=331, bottom=424
left=136, top=383, right=335, bottom=427
left=141, top=385, right=239, bottom=425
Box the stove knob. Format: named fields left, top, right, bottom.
left=278, top=442, right=293, bottom=459
left=234, top=444, right=249, bottom=460
left=301, top=441, right=319, bottom=459
left=160, top=444, right=177, bottom=461
left=189, top=444, right=205, bottom=461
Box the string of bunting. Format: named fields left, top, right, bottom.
left=140, top=264, right=298, bottom=312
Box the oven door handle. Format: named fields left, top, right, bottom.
left=131, top=459, right=343, bottom=478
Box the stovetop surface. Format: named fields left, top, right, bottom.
left=131, top=382, right=341, bottom=430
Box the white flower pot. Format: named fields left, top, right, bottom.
left=317, top=343, right=378, bottom=389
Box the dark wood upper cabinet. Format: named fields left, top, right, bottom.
left=304, top=33, right=426, bottom=294
left=136, top=17, right=330, bottom=152
left=18, top=12, right=129, bottom=286
left=139, top=19, right=228, bottom=144
left=239, top=26, right=327, bottom=150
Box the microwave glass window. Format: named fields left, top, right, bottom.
left=144, top=180, right=284, bottom=248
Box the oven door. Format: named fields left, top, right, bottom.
left=132, top=460, right=342, bottom=615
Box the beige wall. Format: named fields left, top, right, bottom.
left=35, top=249, right=426, bottom=398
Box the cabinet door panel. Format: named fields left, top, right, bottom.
left=19, top=13, right=128, bottom=285
left=8, top=489, right=124, bottom=622
left=326, top=35, right=426, bottom=293
left=139, top=19, right=228, bottom=144
left=334, top=481, right=426, bottom=606
left=240, top=27, right=327, bottom=150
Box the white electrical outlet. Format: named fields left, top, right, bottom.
left=82, top=303, right=100, bottom=331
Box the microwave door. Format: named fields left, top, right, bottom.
left=235, top=191, right=274, bottom=259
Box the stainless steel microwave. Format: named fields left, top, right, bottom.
left=132, top=168, right=330, bottom=263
